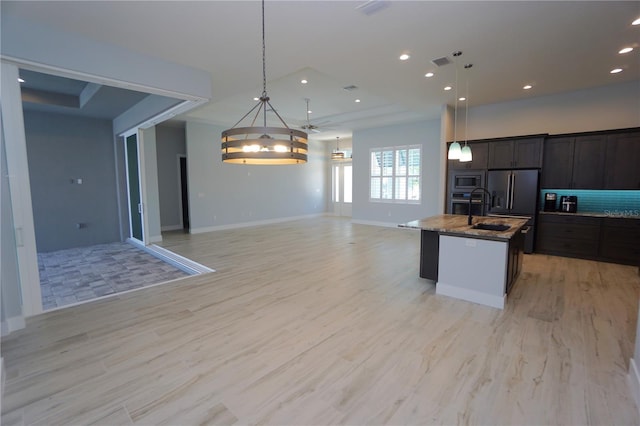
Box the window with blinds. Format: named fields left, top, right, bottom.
left=370, top=145, right=421, bottom=203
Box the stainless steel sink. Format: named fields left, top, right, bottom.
left=472, top=223, right=511, bottom=231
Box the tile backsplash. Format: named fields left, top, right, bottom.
left=540, top=189, right=640, bottom=217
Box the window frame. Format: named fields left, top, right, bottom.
left=369, top=145, right=421, bottom=204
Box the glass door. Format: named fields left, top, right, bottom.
left=332, top=162, right=352, bottom=217
left=124, top=132, right=144, bottom=243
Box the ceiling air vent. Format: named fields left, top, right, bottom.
left=343, top=85, right=358, bottom=91
left=431, top=56, right=451, bottom=67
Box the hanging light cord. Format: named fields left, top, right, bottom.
left=453, top=53, right=459, bottom=143
left=464, top=63, right=473, bottom=146
left=464, top=77, right=468, bottom=146
left=229, top=0, right=290, bottom=131
left=262, top=0, right=267, bottom=99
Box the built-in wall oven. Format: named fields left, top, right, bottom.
left=450, top=192, right=487, bottom=216
left=447, top=170, right=487, bottom=215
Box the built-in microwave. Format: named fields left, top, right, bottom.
left=451, top=171, right=484, bottom=190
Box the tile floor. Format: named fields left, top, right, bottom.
left=38, top=242, right=190, bottom=310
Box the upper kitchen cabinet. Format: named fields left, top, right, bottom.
left=604, top=131, right=640, bottom=189
left=572, top=134, right=606, bottom=189
left=448, top=142, right=488, bottom=170
left=488, top=137, right=543, bottom=169
left=541, top=134, right=606, bottom=189
left=541, top=137, right=573, bottom=188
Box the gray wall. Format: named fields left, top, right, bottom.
left=140, top=127, right=162, bottom=242
left=185, top=121, right=326, bottom=232
left=156, top=125, right=186, bottom=230
left=465, top=80, right=640, bottom=140
left=352, top=120, right=443, bottom=225
left=24, top=110, right=120, bottom=252
left=1, top=131, right=23, bottom=326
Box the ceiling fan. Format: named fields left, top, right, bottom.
left=301, top=98, right=322, bottom=133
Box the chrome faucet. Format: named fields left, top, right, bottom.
left=468, top=187, right=492, bottom=225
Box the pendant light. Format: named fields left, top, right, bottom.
left=447, top=51, right=462, bottom=160
left=459, top=63, right=473, bottom=163
left=331, top=137, right=345, bottom=160
left=221, top=0, right=308, bottom=164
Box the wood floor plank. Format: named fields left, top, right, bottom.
left=1, top=217, right=638, bottom=425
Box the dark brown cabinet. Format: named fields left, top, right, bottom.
left=599, top=218, right=640, bottom=265
left=541, top=134, right=606, bottom=189
left=488, top=137, right=543, bottom=169
left=541, top=137, right=573, bottom=188
left=604, top=131, right=640, bottom=189
left=420, top=230, right=439, bottom=280
left=448, top=142, right=488, bottom=170
left=536, top=214, right=600, bottom=258
left=572, top=135, right=606, bottom=189
left=536, top=214, right=640, bottom=266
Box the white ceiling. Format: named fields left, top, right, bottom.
left=3, top=1, right=639, bottom=141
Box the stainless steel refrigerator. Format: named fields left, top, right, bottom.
left=487, top=169, right=539, bottom=253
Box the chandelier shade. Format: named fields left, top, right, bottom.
left=220, top=0, right=307, bottom=165
left=222, top=126, right=308, bottom=165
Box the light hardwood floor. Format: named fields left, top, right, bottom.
left=2, top=217, right=639, bottom=425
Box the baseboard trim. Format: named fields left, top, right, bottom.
left=147, top=244, right=215, bottom=275
left=126, top=238, right=214, bottom=275
left=1, top=315, right=26, bottom=337
left=148, top=235, right=163, bottom=243
left=435, top=282, right=506, bottom=310
left=161, top=224, right=183, bottom=232
left=190, top=213, right=326, bottom=234
left=628, top=357, right=640, bottom=416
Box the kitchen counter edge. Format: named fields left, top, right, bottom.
left=399, top=214, right=529, bottom=241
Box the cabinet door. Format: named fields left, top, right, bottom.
left=572, top=135, right=606, bottom=189
left=541, top=137, right=573, bottom=188
left=488, top=140, right=514, bottom=169
left=448, top=142, right=488, bottom=170
left=513, top=138, right=543, bottom=168
left=599, top=218, right=640, bottom=265
left=604, top=132, right=640, bottom=189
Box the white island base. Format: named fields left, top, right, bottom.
left=436, top=235, right=511, bottom=309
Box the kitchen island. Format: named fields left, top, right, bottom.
left=401, top=214, right=529, bottom=309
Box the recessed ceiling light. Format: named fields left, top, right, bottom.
left=399, top=53, right=410, bottom=61
left=619, top=47, right=634, bottom=54
left=523, top=85, right=532, bottom=90
left=633, top=17, right=640, bottom=26
left=458, top=96, right=466, bottom=101
left=610, top=68, right=623, bottom=74
left=18, top=78, right=25, bottom=83
left=425, top=72, right=434, bottom=78
left=301, top=79, right=308, bottom=84
left=355, top=99, right=361, bottom=103
left=444, top=86, right=452, bottom=91
left=307, top=110, right=312, bottom=114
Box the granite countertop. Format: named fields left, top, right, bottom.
left=400, top=214, right=529, bottom=240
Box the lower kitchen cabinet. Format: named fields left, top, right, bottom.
left=420, top=230, right=439, bottom=280
left=536, top=213, right=640, bottom=266
left=536, top=214, right=600, bottom=258
left=600, top=218, right=640, bottom=265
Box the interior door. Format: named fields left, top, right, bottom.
left=332, top=162, right=352, bottom=217
left=125, top=133, right=144, bottom=242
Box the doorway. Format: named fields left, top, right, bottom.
left=124, top=132, right=145, bottom=243
left=332, top=162, right=352, bottom=217
left=179, top=155, right=190, bottom=230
